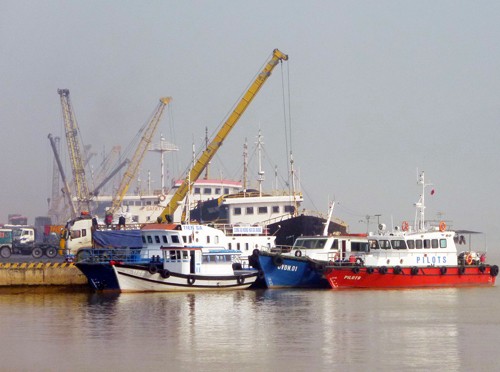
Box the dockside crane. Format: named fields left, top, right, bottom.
left=158, top=48, right=288, bottom=223
left=48, top=133, right=77, bottom=219
left=107, top=97, right=173, bottom=215
left=57, top=89, right=92, bottom=213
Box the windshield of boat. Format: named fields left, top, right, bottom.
left=293, top=238, right=329, bottom=249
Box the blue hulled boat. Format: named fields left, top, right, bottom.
left=253, top=233, right=368, bottom=289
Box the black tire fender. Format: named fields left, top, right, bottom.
left=273, top=255, right=284, bottom=267
left=187, top=276, right=195, bottom=285
left=160, top=269, right=170, bottom=279
left=294, top=250, right=302, bottom=257
left=490, top=265, right=499, bottom=277
left=148, top=264, right=158, bottom=275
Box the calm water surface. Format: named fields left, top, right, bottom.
left=1, top=285, right=499, bottom=371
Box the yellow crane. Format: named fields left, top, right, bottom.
left=158, top=48, right=288, bottom=223
left=108, top=97, right=172, bottom=215
left=58, top=89, right=91, bottom=213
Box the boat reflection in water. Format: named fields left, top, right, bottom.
left=3, top=286, right=499, bottom=371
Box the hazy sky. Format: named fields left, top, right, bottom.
left=2, top=1, right=500, bottom=250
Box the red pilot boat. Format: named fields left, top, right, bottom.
left=324, top=172, right=498, bottom=289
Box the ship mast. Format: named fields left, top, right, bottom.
left=414, top=171, right=432, bottom=232
left=243, top=138, right=248, bottom=192
left=256, top=129, right=265, bottom=197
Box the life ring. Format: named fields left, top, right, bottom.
left=490, top=265, right=499, bottom=277
left=401, top=221, right=409, bottom=232
left=352, top=266, right=360, bottom=274
left=148, top=264, right=158, bottom=275
left=160, top=269, right=170, bottom=279
left=393, top=266, right=402, bottom=275
left=440, top=266, right=447, bottom=275
left=466, top=254, right=473, bottom=265
left=294, top=250, right=302, bottom=257
left=159, top=194, right=166, bottom=202
left=439, top=221, right=446, bottom=232
left=273, top=255, right=284, bottom=267
left=237, top=276, right=245, bottom=285
left=410, top=266, right=419, bottom=275
left=187, top=276, right=195, bottom=285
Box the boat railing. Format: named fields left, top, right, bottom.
left=74, top=247, right=152, bottom=264
left=270, top=245, right=293, bottom=254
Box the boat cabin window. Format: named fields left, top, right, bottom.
left=234, top=208, right=242, bottom=215
left=215, top=188, right=221, bottom=194
left=224, top=188, right=230, bottom=194
left=246, top=207, right=254, bottom=215
left=203, top=254, right=235, bottom=263
left=194, top=187, right=201, bottom=194
left=294, top=238, right=328, bottom=249
left=162, top=236, right=168, bottom=244
left=272, top=206, right=280, bottom=213
left=258, top=206, right=268, bottom=214
left=182, top=236, right=187, bottom=243
left=369, top=240, right=379, bottom=250
left=440, top=239, right=447, bottom=248
left=147, top=236, right=153, bottom=244
left=171, top=235, right=180, bottom=244
left=165, top=250, right=189, bottom=261
left=432, top=239, right=439, bottom=249
left=424, top=239, right=431, bottom=249
left=245, top=242, right=249, bottom=251
left=228, top=242, right=232, bottom=250
left=407, top=240, right=415, bottom=249
left=155, top=236, right=160, bottom=244
left=351, top=241, right=369, bottom=252
left=204, top=188, right=211, bottom=195
left=416, top=240, right=423, bottom=249
left=391, top=240, right=407, bottom=250
left=379, top=240, right=391, bottom=249
left=332, top=239, right=338, bottom=250
left=284, top=205, right=294, bottom=213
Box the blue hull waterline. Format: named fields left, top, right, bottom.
left=257, top=253, right=329, bottom=289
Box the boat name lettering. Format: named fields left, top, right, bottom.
left=181, top=225, right=205, bottom=231
left=416, top=256, right=447, bottom=264
left=278, top=264, right=298, bottom=272
left=343, top=275, right=361, bottom=280
left=233, top=226, right=263, bottom=234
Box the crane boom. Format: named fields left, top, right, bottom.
left=48, top=133, right=77, bottom=219
left=158, top=48, right=288, bottom=223
left=108, top=97, right=172, bottom=214
left=57, top=89, right=91, bottom=212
